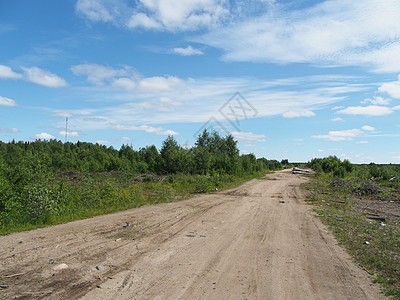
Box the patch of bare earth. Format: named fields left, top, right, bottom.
left=0, top=170, right=386, bottom=299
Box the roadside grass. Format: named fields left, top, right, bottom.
left=0, top=171, right=268, bottom=235
left=305, top=177, right=400, bottom=298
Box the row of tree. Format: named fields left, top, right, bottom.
left=0, top=130, right=282, bottom=176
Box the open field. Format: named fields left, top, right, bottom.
left=0, top=170, right=385, bottom=299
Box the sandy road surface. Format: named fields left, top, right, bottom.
left=0, top=170, right=385, bottom=299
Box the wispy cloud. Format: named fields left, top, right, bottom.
left=112, top=124, right=179, bottom=136
left=71, top=64, right=129, bottom=85
left=120, top=136, right=132, bottom=142
left=172, top=46, right=204, bottom=56
left=196, top=0, right=400, bottom=72
left=313, top=129, right=363, bottom=141
left=0, top=96, right=18, bottom=107
left=339, top=105, right=393, bottom=116
left=76, top=0, right=229, bottom=32
left=0, top=127, right=19, bottom=133
left=75, top=0, right=114, bottom=22
left=331, top=117, right=343, bottom=122
left=361, top=125, right=375, bottom=131
left=313, top=125, right=376, bottom=141
left=59, top=131, right=80, bottom=137
left=282, top=110, right=315, bottom=118
left=231, top=131, right=267, bottom=142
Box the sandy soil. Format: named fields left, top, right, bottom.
left=0, top=170, right=386, bottom=299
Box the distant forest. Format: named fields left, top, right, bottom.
left=0, top=130, right=281, bottom=175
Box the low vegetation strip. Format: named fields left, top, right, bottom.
left=305, top=157, right=400, bottom=298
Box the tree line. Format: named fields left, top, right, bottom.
left=0, top=130, right=281, bottom=176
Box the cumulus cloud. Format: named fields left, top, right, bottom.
left=71, top=64, right=129, bottom=85
left=379, top=75, right=400, bottom=98
left=22, top=67, right=67, bottom=88
left=338, top=105, right=393, bottom=116
left=0, top=96, right=17, bottom=107
left=126, top=0, right=228, bottom=31
left=138, top=76, right=183, bottom=92
left=33, top=132, right=56, bottom=140
left=282, top=110, right=315, bottom=118
left=361, top=96, right=391, bottom=105
left=172, top=46, right=204, bottom=56
left=112, top=124, right=179, bottom=136
left=231, top=131, right=267, bottom=142
left=0, top=65, right=22, bottom=79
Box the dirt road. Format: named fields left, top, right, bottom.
left=0, top=170, right=385, bottom=299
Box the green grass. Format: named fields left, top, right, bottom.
left=0, top=171, right=269, bottom=235
left=305, top=177, right=400, bottom=298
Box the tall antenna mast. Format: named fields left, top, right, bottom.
left=65, top=117, right=68, bottom=143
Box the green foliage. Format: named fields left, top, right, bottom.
left=0, top=131, right=282, bottom=234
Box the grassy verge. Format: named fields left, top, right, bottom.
left=0, top=171, right=268, bottom=235
left=305, top=176, right=400, bottom=298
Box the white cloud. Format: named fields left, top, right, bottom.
left=52, top=111, right=74, bottom=118
left=120, top=137, right=132, bottom=142
left=361, top=96, right=390, bottom=105
left=33, top=132, right=56, bottom=140
left=231, top=131, right=267, bottom=142
left=127, top=13, right=162, bottom=30
left=139, top=76, right=182, bottom=92
left=331, top=117, right=343, bottom=122
left=126, top=0, right=229, bottom=32
left=112, top=77, right=136, bottom=90
left=282, top=110, right=315, bottom=118
left=339, top=105, right=393, bottom=116
left=313, top=129, right=363, bottom=141
left=59, top=131, right=80, bottom=137
left=22, top=67, right=67, bottom=88
left=379, top=75, right=400, bottom=98
left=67, top=71, right=368, bottom=127
left=0, top=96, right=17, bottom=107
left=0, top=127, right=19, bottom=133
left=172, top=46, right=204, bottom=56
left=71, top=64, right=129, bottom=85
left=197, top=0, right=400, bottom=72
left=112, top=124, right=179, bottom=136
left=75, top=0, right=113, bottom=22
left=0, top=65, right=22, bottom=79
left=356, top=141, right=368, bottom=144
left=361, top=125, right=375, bottom=131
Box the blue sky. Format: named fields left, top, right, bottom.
left=1, top=0, right=400, bottom=163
